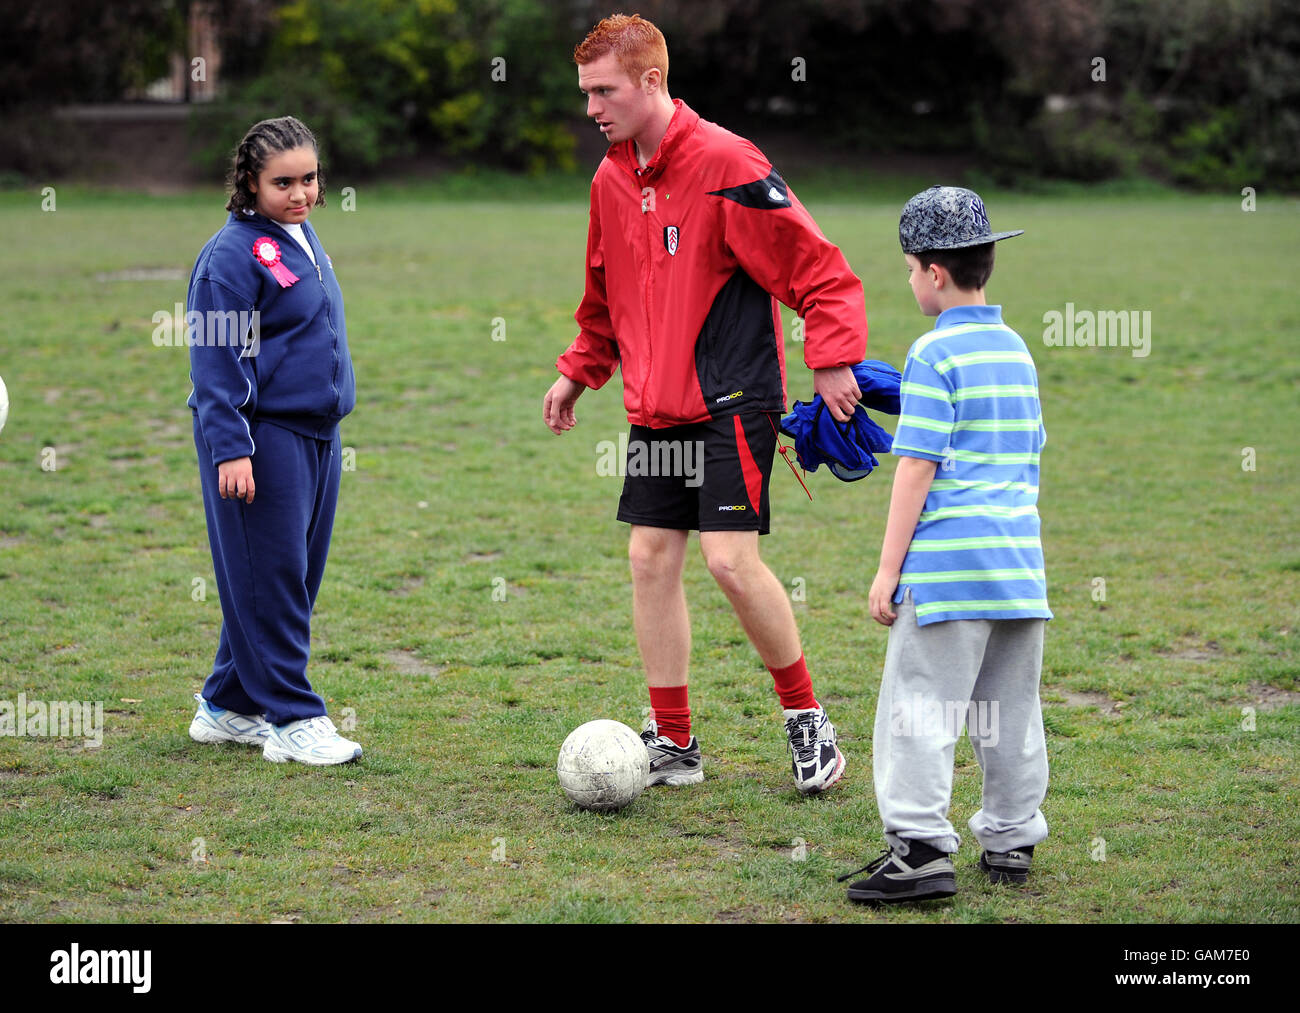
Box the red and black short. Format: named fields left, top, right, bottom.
left=616, top=412, right=778, bottom=534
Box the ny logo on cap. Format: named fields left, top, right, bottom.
left=969, top=196, right=990, bottom=232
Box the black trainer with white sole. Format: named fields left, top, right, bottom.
left=839, top=840, right=957, bottom=904
left=979, top=845, right=1034, bottom=884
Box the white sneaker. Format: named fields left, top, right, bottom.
left=784, top=706, right=845, bottom=794
left=640, top=717, right=704, bottom=786
left=189, top=693, right=272, bottom=747
left=263, top=716, right=362, bottom=766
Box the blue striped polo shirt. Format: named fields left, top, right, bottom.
left=891, top=304, right=1052, bottom=625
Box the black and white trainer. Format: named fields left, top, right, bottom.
left=640, top=718, right=704, bottom=786
left=979, top=845, right=1035, bottom=884
left=784, top=706, right=846, bottom=794
left=839, top=840, right=958, bottom=904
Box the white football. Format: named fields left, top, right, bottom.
left=0, top=374, right=8, bottom=436
left=557, top=719, right=649, bottom=812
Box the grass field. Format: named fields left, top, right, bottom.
left=0, top=174, right=1297, bottom=923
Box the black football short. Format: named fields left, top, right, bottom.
left=616, top=412, right=778, bottom=534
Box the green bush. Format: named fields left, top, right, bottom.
left=190, top=0, right=576, bottom=179
left=1163, top=106, right=1265, bottom=189
left=1032, top=108, right=1142, bottom=182
left=189, top=66, right=406, bottom=179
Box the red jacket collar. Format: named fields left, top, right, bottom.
left=605, top=98, right=700, bottom=177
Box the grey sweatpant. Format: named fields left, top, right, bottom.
left=873, top=590, right=1049, bottom=855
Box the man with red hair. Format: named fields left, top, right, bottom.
left=544, top=14, right=867, bottom=794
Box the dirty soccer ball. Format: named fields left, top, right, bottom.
left=556, top=719, right=649, bottom=812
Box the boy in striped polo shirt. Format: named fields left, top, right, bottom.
left=842, top=187, right=1052, bottom=904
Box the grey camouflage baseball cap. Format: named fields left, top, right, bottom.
left=899, top=186, right=1024, bottom=254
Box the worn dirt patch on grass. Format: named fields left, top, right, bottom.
left=1244, top=682, right=1300, bottom=711
left=1160, top=637, right=1224, bottom=661
left=385, top=650, right=445, bottom=678
left=390, top=576, right=424, bottom=598
left=1045, top=689, right=1124, bottom=716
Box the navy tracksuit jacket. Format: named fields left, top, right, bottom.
left=187, top=209, right=355, bottom=725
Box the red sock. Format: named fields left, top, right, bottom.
left=648, top=684, right=691, bottom=747
left=769, top=654, right=818, bottom=712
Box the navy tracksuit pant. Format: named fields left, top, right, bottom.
left=194, top=416, right=340, bottom=726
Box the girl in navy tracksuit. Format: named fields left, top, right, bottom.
left=186, top=116, right=361, bottom=765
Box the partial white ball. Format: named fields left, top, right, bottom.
left=0, top=374, right=7, bottom=436
left=557, top=719, right=649, bottom=812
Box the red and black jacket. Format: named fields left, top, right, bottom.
left=557, top=99, right=867, bottom=429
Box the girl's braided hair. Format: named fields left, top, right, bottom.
left=225, top=116, right=326, bottom=213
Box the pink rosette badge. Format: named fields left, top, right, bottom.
left=252, top=236, right=299, bottom=288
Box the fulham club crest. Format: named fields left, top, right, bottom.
left=664, top=226, right=679, bottom=256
